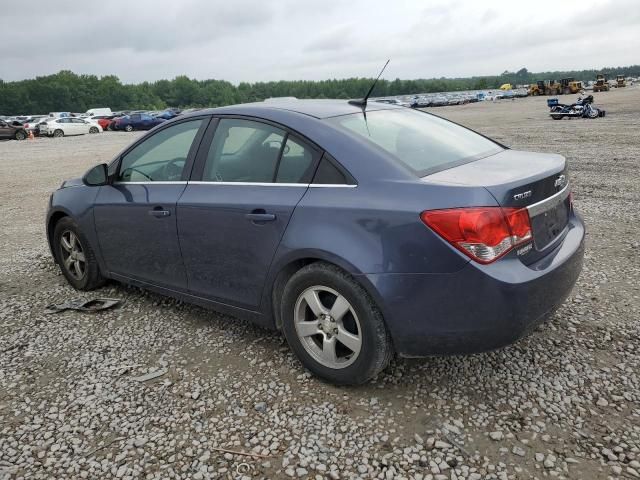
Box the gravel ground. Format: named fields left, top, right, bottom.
left=1, top=87, right=639, bottom=480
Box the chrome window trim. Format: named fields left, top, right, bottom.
left=110, top=181, right=358, bottom=187
left=187, top=181, right=357, bottom=188
left=113, top=181, right=188, bottom=185
left=527, top=184, right=570, bottom=217
left=188, top=181, right=308, bottom=187
left=309, top=184, right=357, bottom=188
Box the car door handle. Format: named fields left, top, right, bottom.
left=148, top=208, right=171, bottom=217
left=245, top=210, right=276, bottom=222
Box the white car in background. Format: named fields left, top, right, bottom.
left=39, top=117, right=103, bottom=137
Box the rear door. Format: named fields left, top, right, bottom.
left=93, top=117, right=208, bottom=289
left=177, top=117, right=321, bottom=309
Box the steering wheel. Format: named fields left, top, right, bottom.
left=163, top=157, right=184, bottom=181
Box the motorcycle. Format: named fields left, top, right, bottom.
left=549, top=94, right=601, bottom=120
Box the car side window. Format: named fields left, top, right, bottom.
left=312, top=153, right=356, bottom=185
left=118, top=119, right=203, bottom=182
left=202, top=118, right=285, bottom=183
left=275, top=136, right=316, bottom=183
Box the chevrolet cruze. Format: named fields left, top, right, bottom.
left=46, top=99, right=585, bottom=384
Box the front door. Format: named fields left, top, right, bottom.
left=93, top=118, right=208, bottom=290
left=178, top=117, right=320, bottom=309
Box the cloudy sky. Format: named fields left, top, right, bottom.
left=2, top=0, right=638, bottom=84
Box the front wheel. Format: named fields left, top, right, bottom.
left=587, top=107, right=600, bottom=119
left=53, top=217, right=105, bottom=290
left=281, top=262, right=393, bottom=385
left=124, top=125, right=133, bottom=132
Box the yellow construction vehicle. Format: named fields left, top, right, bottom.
left=529, top=80, right=563, bottom=96
left=616, top=75, right=626, bottom=88
left=560, top=78, right=583, bottom=94
left=529, top=81, right=544, bottom=95
left=593, top=74, right=610, bottom=92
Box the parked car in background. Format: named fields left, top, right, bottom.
left=46, top=99, right=584, bottom=384
left=112, top=113, right=166, bottom=131
left=22, top=116, right=46, bottom=135
left=0, top=119, right=28, bottom=140
left=91, top=115, right=117, bottom=131
left=86, top=108, right=112, bottom=117
left=155, top=110, right=179, bottom=120
left=39, top=117, right=103, bottom=137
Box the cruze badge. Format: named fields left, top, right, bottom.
left=513, top=190, right=532, bottom=201
left=554, top=174, right=567, bottom=188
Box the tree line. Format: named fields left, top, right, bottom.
left=1, top=65, right=639, bottom=115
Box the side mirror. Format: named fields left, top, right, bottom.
left=83, top=163, right=109, bottom=186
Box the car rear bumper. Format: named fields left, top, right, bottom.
left=363, top=212, right=585, bottom=357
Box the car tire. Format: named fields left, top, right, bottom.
left=281, top=262, right=393, bottom=385
left=15, top=130, right=26, bottom=140
left=89, top=126, right=99, bottom=134
left=53, top=129, right=64, bottom=138
left=53, top=217, right=105, bottom=291
left=124, top=125, right=133, bottom=132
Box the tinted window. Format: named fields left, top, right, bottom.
left=203, top=119, right=285, bottom=183
left=275, top=136, right=316, bottom=183
left=118, top=120, right=203, bottom=182
left=312, top=154, right=355, bottom=185
left=328, top=109, right=503, bottom=176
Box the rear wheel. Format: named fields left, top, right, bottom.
left=15, top=130, right=26, bottom=140
left=53, top=129, right=64, bottom=138
left=53, top=217, right=105, bottom=290
left=281, top=262, right=393, bottom=385
left=89, top=126, right=99, bottom=134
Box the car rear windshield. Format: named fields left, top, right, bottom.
left=327, top=109, right=503, bottom=176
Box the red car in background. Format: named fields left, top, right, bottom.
left=91, top=115, right=117, bottom=131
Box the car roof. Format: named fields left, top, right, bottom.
left=185, top=98, right=403, bottom=120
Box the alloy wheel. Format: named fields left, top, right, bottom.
left=60, top=230, right=86, bottom=280
left=294, top=285, right=362, bottom=369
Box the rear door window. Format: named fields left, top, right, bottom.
left=202, top=119, right=285, bottom=183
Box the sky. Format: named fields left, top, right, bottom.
left=2, top=0, right=639, bottom=84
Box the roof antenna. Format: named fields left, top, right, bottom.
left=348, top=59, right=390, bottom=109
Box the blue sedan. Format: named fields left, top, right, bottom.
left=46, top=99, right=584, bottom=384
left=112, top=113, right=166, bottom=132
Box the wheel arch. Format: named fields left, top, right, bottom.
left=266, top=251, right=390, bottom=334
left=46, top=209, right=72, bottom=263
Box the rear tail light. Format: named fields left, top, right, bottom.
left=420, top=207, right=532, bottom=264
